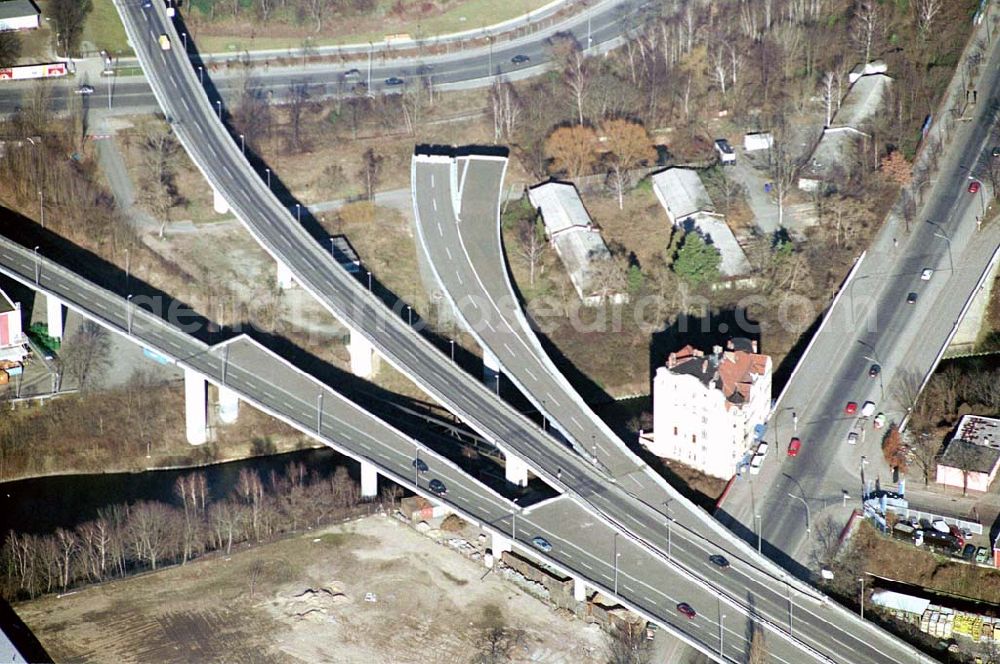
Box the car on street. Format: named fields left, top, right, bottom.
left=343, top=68, right=361, bottom=80
left=969, top=180, right=981, bottom=194
left=75, top=85, right=94, bottom=95
left=511, top=54, right=531, bottom=64
left=921, top=268, right=933, bottom=281
left=993, top=146, right=1000, bottom=158
left=907, top=292, right=918, bottom=304
left=868, top=364, right=881, bottom=378
left=963, top=544, right=976, bottom=561
left=428, top=478, right=447, bottom=495
left=756, top=441, right=769, bottom=458
left=861, top=401, right=876, bottom=417
left=847, top=432, right=859, bottom=445
left=709, top=554, right=730, bottom=569
left=412, top=458, right=428, bottom=473
left=645, top=623, right=658, bottom=640
left=873, top=413, right=887, bottom=429
left=977, top=547, right=991, bottom=563
left=532, top=536, right=552, bottom=552
left=384, top=76, right=405, bottom=86
left=677, top=602, right=697, bottom=619
left=158, top=34, right=171, bottom=51
left=749, top=454, right=764, bottom=475
left=787, top=437, right=802, bottom=456
left=845, top=401, right=858, bottom=415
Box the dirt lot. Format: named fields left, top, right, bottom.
left=16, top=514, right=605, bottom=663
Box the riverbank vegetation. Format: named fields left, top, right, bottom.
left=0, top=461, right=397, bottom=601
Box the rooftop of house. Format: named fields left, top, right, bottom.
left=527, top=181, right=593, bottom=236
left=651, top=167, right=715, bottom=221
left=0, top=0, right=39, bottom=21
left=832, top=73, right=892, bottom=130
left=939, top=439, right=1000, bottom=475
left=687, top=215, right=751, bottom=277
left=665, top=338, right=770, bottom=407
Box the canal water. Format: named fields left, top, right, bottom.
left=0, top=447, right=346, bottom=535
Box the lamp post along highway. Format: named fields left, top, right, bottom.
left=859, top=576, right=865, bottom=620
left=755, top=513, right=762, bottom=553
left=198, top=65, right=204, bottom=84
left=612, top=532, right=620, bottom=595
left=720, top=612, right=726, bottom=656
left=316, top=392, right=323, bottom=433
left=240, top=133, right=245, bottom=155
left=33, top=246, right=40, bottom=284
left=934, top=231, right=954, bottom=272
left=216, top=100, right=222, bottom=118
left=38, top=190, right=44, bottom=228
left=126, top=294, right=134, bottom=334
left=367, top=42, right=373, bottom=91
left=449, top=339, right=455, bottom=362
left=265, top=167, right=271, bottom=189
left=787, top=492, right=811, bottom=533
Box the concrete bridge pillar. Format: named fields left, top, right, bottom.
left=46, top=294, right=63, bottom=340
left=348, top=330, right=379, bottom=379
left=276, top=260, right=295, bottom=290
left=483, top=347, right=501, bottom=391
left=184, top=368, right=208, bottom=446
left=573, top=577, right=588, bottom=602
left=485, top=531, right=512, bottom=568
left=361, top=460, right=378, bottom=498
left=504, top=453, right=528, bottom=487
left=217, top=386, right=240, bottom=424
left=212, top=187, right=230, bottom=215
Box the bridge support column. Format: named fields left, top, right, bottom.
left=276, top=261, right=294, bottom=290
left=348, top=330, right=379, bottom=379
left=485, top=531, right=511, bottom=568
left=360, top=461, right=378, bottom=499
left=573, top=577, right=588, bottom=602
left=46, top=294, right=63, bottom=340
left=212, top=187, right=230, bottom=215
left=504, top=453, right=528, bottom=487
left=217, top=386, right=240, bottom=424
left=483, top=347, right=501, bottom=391
left=184, top=368, right=208, bottom=446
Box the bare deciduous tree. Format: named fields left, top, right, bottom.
left=914, top=0, right=943, bottom=39
left=489, top=79, right=521, bottom=144
left=358, top=148, right=383, bottom=202
left=853, top=1, right=884, bottom=66
left=58, top=321, right=112, bottom=391
left=601, top=118, right=655, bottom=209
left=605, top=622, right=651, bottom=664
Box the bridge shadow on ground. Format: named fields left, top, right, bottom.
left=0, top=214, right=552, bottom=504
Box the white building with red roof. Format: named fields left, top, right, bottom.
left=642, top=338, right=772, bottom=479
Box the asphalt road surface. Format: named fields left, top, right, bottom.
left=83, top=0, right=935, bottom=659
left=718, top=25, right=1000, bottom=568
left=0, top=0, right=653, bottom=116
left=0, top=233, right=897, bottom=664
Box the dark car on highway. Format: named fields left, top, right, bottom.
left=384, top=76, right=405, bottom=86
left=677, top=602, right=697, bottom=619
left=412, top=458, right=428, bottom=473
left=428, top=478, right=447, bottom=495
left=709, top=554, right=730, bottom=569
left=907, top=292, right=918, bottom=304
left=511, top=54, right=531, bottom=65
left=868, top=364, right=880, bottom=378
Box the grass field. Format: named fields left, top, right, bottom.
left=188, top=0, right=555, bottom=54
left=81, top=0, right=132, bottom=56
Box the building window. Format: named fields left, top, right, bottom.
left=692, top=434, right=697, bottom=443
left=673, top=426, right=678, bottom=436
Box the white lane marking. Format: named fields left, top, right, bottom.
left=431, top=174, right=435, bottom=188
left=445, top=247, right=452, bottom=260
left=525, top=368, right=537, bottom=381
left=484, top=320, right=495, bottom=331
left=570, top=416, right=582, bottom=428
left=503, top=342, right=514, bottom=354
left=432, top=198, right=437, bottom=211
left=547, top=393, right=561, bottom=407
left=437, top=222, right=443, bottom=237
left=455, top=270, right=463, bottom=285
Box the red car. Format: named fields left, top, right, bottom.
left=788, top=437, right=802, bottom=457
left=969, top=180, right=981, bottom=194
left=677, top=602, right=697, bottom=619
left=845, top=402, right=858, bottom=415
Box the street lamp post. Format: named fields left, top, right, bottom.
left=511, top=497, right=519, bottom=543
left=858, top=340, right=885, bottom=401
left=367, top=42, right=373, bottom=91
left=450, top=339, right=455, bottom=362
left=216, top=100, right=222, bottom=118
left=198, top=66, right=204, bottom=84
left=719, top=612, right=726, bottom=656
left=316, top=392, right=323, bottom=433
left=296, top=203, right=301, bottom=223
left=239, top=133, right=245, bottom=155
left=406, top=305, right=412, bottom=326
left=33, top=246, right=40, bottom=284
left=367, top=270, right=372, bottom=291
left=265, top=168, right=271, bottom=189
left=859, top=576, right=865, bottom=619
left=787, top=492, right=811, bottom=533
left=933, top=231, right=954, bottom=272
left=38, top=190, right=44, bottom=228
left=125, top=248, right=130, bottom=289
left=126, top=294, right=134, bottom=334
left=755, top=513, right=762, bottom=553
left=182, top=32, right=187, bottom=51
left=613, top=532, right=621, bottom=595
